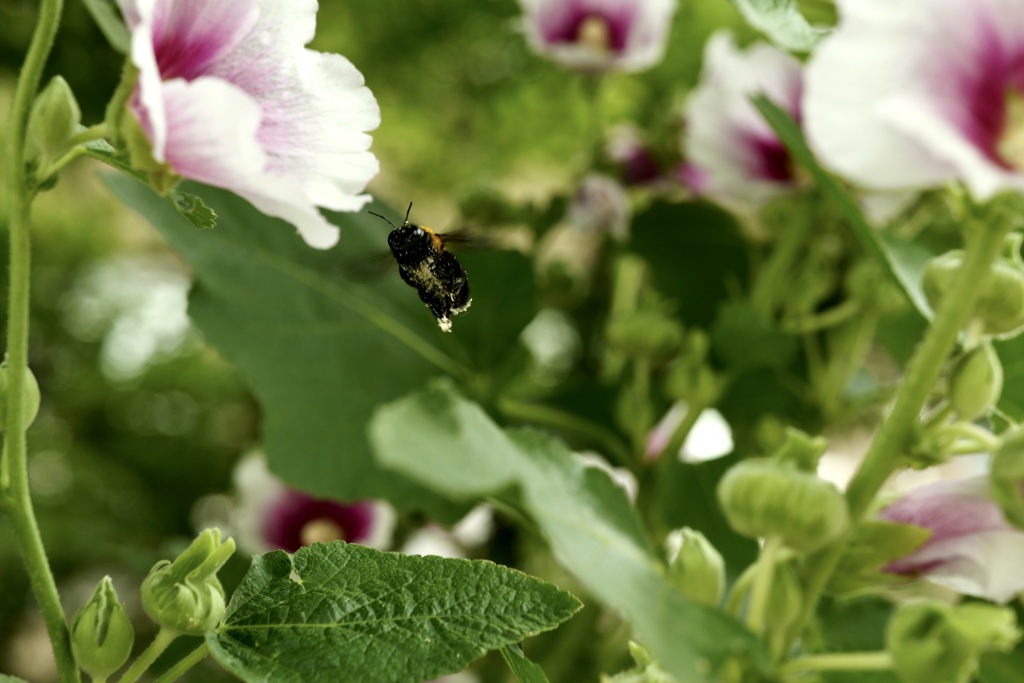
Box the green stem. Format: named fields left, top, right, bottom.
left=747, top=535, right=782, bottom=636
left=2, top=0, right=75, bottom=679
left=750, top=211, right=812, bottom=320
left=496, top=396, right=632, bottom=466
left=118, top=629, right=179, bottom=683
left=781, top=651, right=893, bottom=676
left=69, top=123, right=109, bottom=146
left=781, top=299, right=860, bottom=334
left=793, top=210, right=1016, bottom=647
left=153, top=642, right=210, bottom=683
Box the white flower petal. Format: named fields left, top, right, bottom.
left=805, top=0, right=1024, bottom=194
left=684, top=32, right=803, bottom=208
left=912, top=530, right=1024, bottom=603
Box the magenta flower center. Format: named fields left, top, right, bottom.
left=540, top=3, right=634, bottom=53
left=262, top=491, right=375, bottom=553
left=922, top=14, right=1024, bottom=169
left=746, top=133, right=795, bottom=183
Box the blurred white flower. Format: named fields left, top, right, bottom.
left=119, top=0, right=379, bottom=248
left=646, top=403, right=733, bottom=463
left=569, top=174, right=630, bottom=241
left=401, top=506, right=495, bottom=559
left=216, top=453, right=396, bottom=554
left=518, top=0, right=677, bottom=74
left=805, top=0, right=1024, bottom=199
left=878, top=476, right=1024, bottom=603
left=683, top=32, right=804, bottom=208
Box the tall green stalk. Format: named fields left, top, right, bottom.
left=794, top=207, right=1018, bottom=646
left=2, top=0, right=77, bottom=680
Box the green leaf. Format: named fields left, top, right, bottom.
left=629, top=202, right=749, bottom=329
left=710, top=301, right=799, bottom=371
left=501, top=644, right=550, bottom=683
left=981, top=648, right=1024, bottom=683
left=726, top=0, right=828, bottom=52
left=752, top=96, right=936, bottom=321
left=207, top=542, right=579, bottom=683
left=370, top=383, right=772, bottom=682
left=168, top=191, right=218, bottom=230
left=81, top=0, right=130, bottom=53
left=106, top=176, right=533, bottom=519
left=0, top=676, right=30, bottom=683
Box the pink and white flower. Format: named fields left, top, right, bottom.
left=518, top=0, right=677, bottom=74
left=119, top=0, right=380, bottom=249
left=878, top=476, right=1024, bottom=603
left=804, top=0, right=1024, bottom=199
left=683, top=32, right=804, bottom=208
left=224, top=454, right=396, bottom=555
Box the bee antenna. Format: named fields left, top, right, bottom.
left=367, top=210, right=398, bottom=230
left=404, top=202, right=413, bottom=225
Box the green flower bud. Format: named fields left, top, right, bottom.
left=27, top=76, right=80, bottom=171
left=70, top=576, right=135, bottom=678
left=948, top=342, right=1003, bottom=420
left=141, top=528, right=235, bottom=635
left=717, top=459, right=849, bottom=554
left=731, top=559, right=803, bottom=634
left=0, top=362, right=42, bottom=431
left=606, top=310, right=684, bottom=359
left=886, top=600, right=1020, bottom=683
left=665, top=528, right=725, bottom=606
left=770, top=427, right=827, bottom=472
left=848, top=259, right=907, bottom=315
left=991, top=428, right=1024, bottom=528
left=923, top=238, right=1024, bottom=336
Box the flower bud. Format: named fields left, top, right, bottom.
left=730, top=559, right=803, bottom=634
left=70, top=576, right=135, bottom=678
left=923, top=241, right=1024, bottom=336
left=991, top=428, right=1024, bottom=528
left=606, top=310, right=684, bottom=359
left=141, top=528, right=235, bottom=635
left=770, top=427, right=827, bottom=472
left=886, top=600, right=1020, bottom=683
left=0, top=362, right=41, bottom=431
left=27, top=76, right=80, bottom=171
left=948, top=342, right=1003, bottom=420
left=717, top=459, right=849, bottom=554
left=665, top=528, right=725, bottom=606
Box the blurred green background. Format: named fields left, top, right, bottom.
left=0, top=0, right=754, bottom=679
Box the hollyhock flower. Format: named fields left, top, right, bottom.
left=224, top=454, right=396, bottom=554
left=645, top=403, right=733, bottom=462
left=804, top=0, right=1024, bottom=199
left=518, top=0, right=677, bottom=74
left=568, top=174, right=630, bottom=241
left=606, top=124, right=662, bottom=185
left=878, top=476, right=1024, bottom=603
left=119, top=0, right=379, bottom=249
left=683, top=32, right=804, bottom=208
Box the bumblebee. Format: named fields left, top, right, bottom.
left=369, top=204, right=472, bottom=332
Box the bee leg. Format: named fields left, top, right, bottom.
left=416, top=286, right=453, bottom=332
left=434, top=252, right=472, bottom=316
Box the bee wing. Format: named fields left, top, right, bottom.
left=334, top=250, right=396, bottom=282
left=436, top=231, right=495, bottom=252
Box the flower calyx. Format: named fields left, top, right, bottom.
left=923, top=233, right=1024, bottom=338
left=991, top=428, right=1024, bottom=529
left=665, top=527, right=725, bottom=606
left=70, top=576, right=135, bottom=679
left=26, top=75, right=81, bottom=184
left=141, top=528, right=235, bottom=635
left=717, top=457, right=848, bottom=554
left=886, top=600, right=1020, bottom=683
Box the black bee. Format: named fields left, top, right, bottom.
left=369, top=204, right=472, bottom=332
